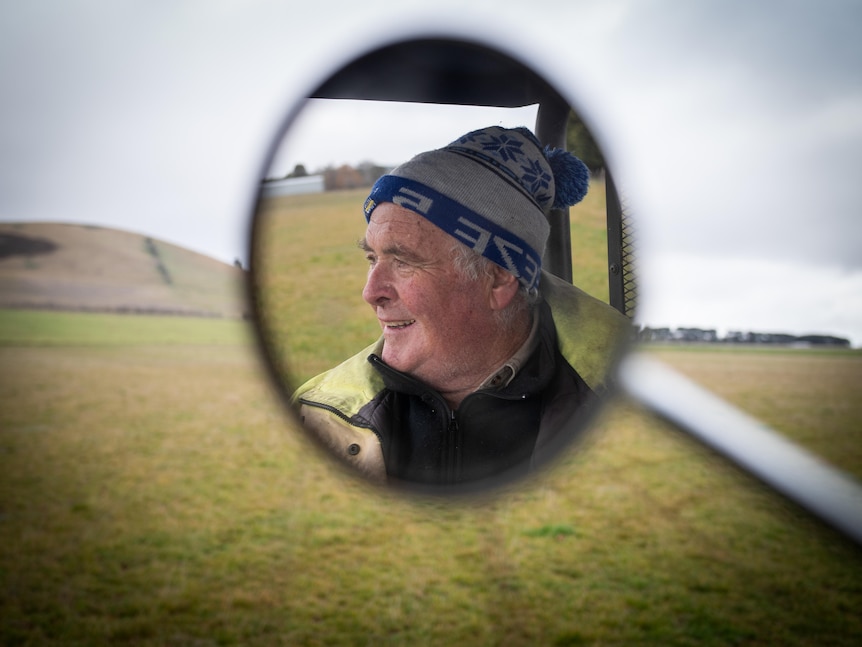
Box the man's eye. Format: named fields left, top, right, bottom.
left=365, top=254, right=377, bottom=266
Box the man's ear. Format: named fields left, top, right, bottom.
left=488, top=266, right=520, bottom=311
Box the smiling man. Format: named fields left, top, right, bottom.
left=292, top=126, right=630, bottom=491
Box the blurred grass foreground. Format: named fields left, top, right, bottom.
left=2, top=185, right=862, bottom=645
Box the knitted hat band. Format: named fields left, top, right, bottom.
left=364, top=175, right=542, bottom=291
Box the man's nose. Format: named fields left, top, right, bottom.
left=362, top=262, right=394, bottom=306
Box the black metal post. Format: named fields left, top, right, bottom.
left=535, top=93, right=572, bottom=284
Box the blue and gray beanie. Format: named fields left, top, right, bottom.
left=363, top=125, right=590, bottom=292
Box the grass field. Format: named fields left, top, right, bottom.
left=2, top=318, right=861, bottom=645
left=2, top=184, right=861, bottom=645
left=647, top=345, right=862, bottom=479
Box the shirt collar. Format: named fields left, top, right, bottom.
left=477, top=310, right=541, bottom=391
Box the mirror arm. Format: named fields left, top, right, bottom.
left=621, top=353, right=862, bottom=548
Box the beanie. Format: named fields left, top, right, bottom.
left=363, top=126, right=590, bottom=292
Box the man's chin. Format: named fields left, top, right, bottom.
left=380, top=347, right=405, bottom=370
left=380, top=346, right=420, bottom=376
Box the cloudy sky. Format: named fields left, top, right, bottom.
left=1, top=1, right=861, bottom=345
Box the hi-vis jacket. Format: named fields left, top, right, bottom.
left=291, top=271, right=631, bottom=487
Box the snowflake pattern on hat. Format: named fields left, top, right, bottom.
left=479, top=132, right=524, bottom=162
left=519, top=158, right=553, bottom=204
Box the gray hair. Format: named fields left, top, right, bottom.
left=448, top=240, right=539, bottom=332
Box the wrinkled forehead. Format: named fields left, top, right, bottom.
left=365, top=202, right=453, bottom=252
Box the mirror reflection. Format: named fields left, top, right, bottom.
left=251, top=41, right=633, bottom=495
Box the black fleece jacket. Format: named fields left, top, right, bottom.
left=358, top=300, right=596, bottom=487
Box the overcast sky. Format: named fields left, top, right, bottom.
left=1, top=0, right=860, bottom=345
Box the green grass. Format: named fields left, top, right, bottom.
left=1, top=314, right=861, bottom=645
left=253, top=188, right=379, bottom=386
left=0, top=309, right=251, bottom=346
left=568, top=176, right=610, bottom=302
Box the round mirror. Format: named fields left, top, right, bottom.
left=248, top=37, right=634, bottom=496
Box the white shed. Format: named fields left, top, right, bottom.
left=260, top=175, right=325, bottom=197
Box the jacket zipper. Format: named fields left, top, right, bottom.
left=445, top=409, right=460, bottom=485
left=298, top=398, right=384, bottom=445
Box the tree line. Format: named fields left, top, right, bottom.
left=279, top=110, right=606, bottom=191
left=283, top=161, right=390, bottom=191
left=636, top=326, right=850, bottom=347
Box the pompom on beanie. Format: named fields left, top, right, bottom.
left=363, top=126, right=589, bottom=292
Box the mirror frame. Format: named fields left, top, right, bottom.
left=247, top=35, right=632, bottom=497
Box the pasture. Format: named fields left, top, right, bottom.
left=2, top=311, right=861, bottom=645
left=2, top=183, right=862, bottom=645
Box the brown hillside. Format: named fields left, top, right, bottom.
left=0, top=222, right=246, bottom=318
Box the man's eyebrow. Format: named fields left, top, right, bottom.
left=357, top=238, right=425, bottom=262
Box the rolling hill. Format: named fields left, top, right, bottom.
left=0, top=222, right=246, bottom=318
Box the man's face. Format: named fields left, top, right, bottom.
left=361, top=203, right=499, bottom=393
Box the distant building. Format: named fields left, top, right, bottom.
left=637, top=327, right=673, bottom=342
left=259, top=174, right=325, bottom=197
left=674, top=327, right=718, bottom=342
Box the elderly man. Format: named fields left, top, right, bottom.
left=293, top=125, right=630, bottom=490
